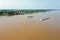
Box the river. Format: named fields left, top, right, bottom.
left=0, top=11, right=60, bottom=40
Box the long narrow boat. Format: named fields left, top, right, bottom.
left=41, top=17, right=50, bottom=21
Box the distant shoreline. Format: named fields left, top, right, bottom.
left=0, top=9, right=51, bottom=16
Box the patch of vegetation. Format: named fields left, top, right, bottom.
left=0, top=9, right=51, bottom=16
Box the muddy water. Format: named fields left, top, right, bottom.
left=0, top=11, right=60, bottom=40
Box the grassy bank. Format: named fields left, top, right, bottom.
left=0, top=9, right=51, bottom=16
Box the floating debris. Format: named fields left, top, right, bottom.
left=40, top=17, right=50, bottom=21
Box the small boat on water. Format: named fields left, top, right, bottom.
left=27, top=16, right=34, bottom=18
left=40, top=17, right=50, bottom=21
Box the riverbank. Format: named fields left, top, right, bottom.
left=0, top=9, right=50, bottom=16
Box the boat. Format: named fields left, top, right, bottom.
left=41, top=17, right=50, bottom=21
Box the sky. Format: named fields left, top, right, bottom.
left=0, top=0, right=60, bottom=9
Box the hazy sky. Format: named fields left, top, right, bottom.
left=0, top=0, right=60, bottom=9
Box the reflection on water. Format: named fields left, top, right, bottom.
left=0, top=11, right=60, bottom=40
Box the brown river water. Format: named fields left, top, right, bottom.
left=0, top=11, right=60, bottom=40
